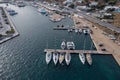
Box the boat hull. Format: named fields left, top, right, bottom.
left=53, top=52, right=59, bottom=65
left=65, top=53, right=71, bottom=65
left=86, top=54, right=92, bottom=65
left=46, top=52, right=52, bottom=64
left=59, top=53, right=64, bottom=64
left=61, top=41, right=66, bottom=50
left=79, top=53, right=85, bottom=64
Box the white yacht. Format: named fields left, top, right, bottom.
left=53, top=52, right=59, bottom=65
left=65, top=53, right=71, bottom=65
left=67, top=42, right=75, bottom=50
left=83, top=29, right=87, bottom=35
left=75, top=29, right=78, bottom=33
left=87, top=29, right=90, bottom=34
left=70, top=29, right=73, bottom=32
left=68, top=28, right=72, bottom=32
left=79, top=29, right=82, bottom=33
left=86, top=54, right=92, bottom=65
left=61, top=41, right=66, bottom=49
left=17, top=1, right=26, bottom=7
left=59, top=53, right=65, bottom=64
left=6, top=8, right=15, bottom=12
left=46, top=52, right=52, bottom=64
left=38, top=8, right=46, bottom=14
left=79, top=53, right=85, bottom=64
left=68, top=29, right=70, bottom=32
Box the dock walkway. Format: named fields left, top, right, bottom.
left=53, top=27, right=74, bottom=30
left=44, top=49, right=104, bottom=54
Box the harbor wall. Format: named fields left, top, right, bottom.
left=0, top=7, right=19, bottom=44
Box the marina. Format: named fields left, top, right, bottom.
left=0, top=1, right=120, bottom=80
left=45, top=49, right=95, bottom=65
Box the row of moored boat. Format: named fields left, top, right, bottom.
left=46, top=52, right=71, bottom=65
left=68, top=28, right=90, bottom=35
left=46, top=52, right=92, bottom=65
left=46, top=40, right=92, bottom=65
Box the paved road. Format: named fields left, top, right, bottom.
left=70, top=8, right=120, bottom=33
left=0, top=9, right=10, bottom=34
left=38, top=2, right=120, bottom=33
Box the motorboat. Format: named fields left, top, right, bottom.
left=46, top=52, right=52, bottom=64
left=6, top=8, right=15, bottom=12
left=9, top=11, right=18, bottom=16
left=86, top=54, right=92, bottom=65
left=68, top=28, right=73, bottom=32
left=79, top=29, right=82, bottom=33
left=67, top=41, right=75, bottom=50
left=17, top=1, right=26, bottom=7
left=61, top=40, right=66, bottom=49
left=87, top=29, right=90, bottom=34
left=68, top=28, right=70, bottom=32
left=59, top=53, right=65, bottom=64
left=38, top=8, right=46, bottom=14
left=6, top=8, right=18, bottom=16
left=65, top=53, right=71, bottom=65
left=83, top=29, right=87, bottom=35
left=70, top=28, right=73, bottom=32
left=75, top=28, right=78, bottom=33
left=53, top=52, right=59, bottom=65
left=79, top=53, right=85, bottom=64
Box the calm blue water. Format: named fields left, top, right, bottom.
left=0, top=4, right=120, bottom=80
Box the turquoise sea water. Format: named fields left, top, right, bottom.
left=0, top=4, right=120, bottom=80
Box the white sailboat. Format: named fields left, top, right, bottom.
left=86, top=54, right=92, bottom=65
left=53, top=52, right=59, bottom=65
left=61, top=41, right=66, bottom=49
left=65, top=53, right=71, bottom=65
left=46, top=52, right=52, bottom=64
left=79, top=53, right=85, bottom=64
left=59, top=53, right=65, bottom=64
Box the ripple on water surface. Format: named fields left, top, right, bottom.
left=0, top=3, right=120, bottom=80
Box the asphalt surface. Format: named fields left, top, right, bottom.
left=72, top=8, right=120, bottom=33
left=39, top=2, right=120, bottom=33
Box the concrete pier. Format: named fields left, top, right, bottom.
left=44, top=49, right=104, bottom=54
left=0, top=7, right=19, bottom=44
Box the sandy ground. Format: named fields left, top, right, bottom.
left=49, top=14, right=64, bottom=21
left=72, top=14, right=120, bottom=66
